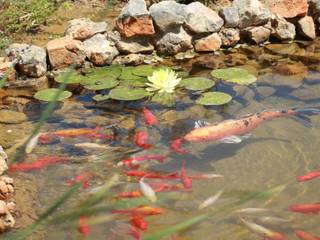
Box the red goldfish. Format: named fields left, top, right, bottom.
left=297, top=170, right=320, bottom=182
left=133, top=131, right=152, bottom=149
left=180, top=161, right=192, bottom=189
left=289, top=203, right=320, bottom=214
left=39, top=133, right=60, bottom=144
left=128, top=225, right=141, bottom=240
left=295, top=230, right=320, bottom=240
left=67, top=172, right=93, bottom=189
left=130, top=214, right=148, bottom=231
left=112, top=206, right=164, bottom=216
left=170, top=138, right=189, bottom=154
left=183, top=108, right=320, bottom=143
left=10, top=156, right=68, bottom=172
left=117, top=155, right=166, bottom=167
left=117, top=191, right=143, bottom=198
left=143, top=107, right=158, bottom=125
left=124, top=170, right=179, bottom=179
left=78, top=216, right=91, bottom=236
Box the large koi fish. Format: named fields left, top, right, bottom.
left=181, top=107, right=320, bottom=144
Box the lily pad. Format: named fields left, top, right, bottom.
left=196, top=92, right=232, bottom=106
left=83, top=78, right=119, bottom=90
left=211, top=67, right=257, bottom=85
left=85, top=65, right=122, bottom=79
left=177, top=71, right=189, bottom=78
left=34, top=88, right=72, bottom=102
left=55, top=70, right=84, bottom=84
left=109, top=87, right=150, bottom=101
left=181, top=77, right=215, bottom=91
left=119, top=67, right=145, bottom=81
left=92, top=94, right=110, bottom=101
left=132, top=65, right=154, bottom=77
left=151, top=92, right=176, bottom=107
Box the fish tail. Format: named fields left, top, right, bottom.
left=290, top=107, right=320, bottom=127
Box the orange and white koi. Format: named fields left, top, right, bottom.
left=295, top=230, right=320, bottom=240
left=139, top=177, right=157, bottom=203
left=133, top=131, right=152, bottom=149
left=180, top=161, right=192, bottom=189
left=240, top=217, right=287, bottom=240
left=130, top=214, right=148, bottom=231
left=67, top=172, right=93, bottom=189
left=117, top=155, right=166, bottom=167
left=143, top=107, right=158, bottom=126
left=10, top=156, right=68, bottom=172
left=184, top=108, right=320, bottom=143
left=112, top=206, right=164, bottom=216
left=297, top=170, right=320, bottom=182
left=289, top=203, right=320, bottom=214
left=199, top=190, right=223, bottom=210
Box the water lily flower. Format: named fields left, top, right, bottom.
left=146, top=68, right=181, bottom=94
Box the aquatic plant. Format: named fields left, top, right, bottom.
left=34, top=88, right=72, bottom=102
left=146, top=68, right=182, bottom=94
left=196, top=92, right=232, bottom=106
left=109, top=86, right=150, bottom=101
left=180, top=77, right=215, bottom=91
left=211, top=67, right=257, bottom=85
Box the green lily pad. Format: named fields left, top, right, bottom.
left=211, top=67, right=257, bottom=85
left=132, top=65, right=154, bottom=77
left=119, top=67, right=145, bottom=81
left=196, top=92, right=232, bottom=106
left=177, top=71, right=189, bottom=78
left=92, top=94, right=110, bottom=101
left=83, top=78, right=119, bottom=90
left=151, top=92, right=176, bottom=107
left=85, top=65, right=123, bottom=79
left=181, top=77, right=215, bottom=91
left=109, top=87, right=150, bottom=101
left=34, top=88, right=72, bottom=102
left=55, top=70, right=84, bottom=84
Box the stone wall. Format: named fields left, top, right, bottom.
left=1, top=0, right=320, bottom=79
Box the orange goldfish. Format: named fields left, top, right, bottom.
left=10, top=156, right=68, bottom=172
left=112, top=206, right=164, bottom=216
left=143, top=107, right=158, bottom=125
left=128, top=225, right=141, bottom=240
left=130, top=214, right=148, bottom=231
left=117, top=155, right=166, bottom=168
left=41, top=128, right=114, bottom=140
left=124, top=170, right=179, bottom=179
left=295, top=230, right=320, bottom=240
left=184, top=108, right=320, bottom=143
left=297, top=170, right=320, bottom=182
left=180, top=161, right=192, bottom=189
left=289, top=203, right=320, bottom=214
left=78, top=216, right=91, bottom=236
left=170, top=138, right=189, bottom=154
left=133, top=131, right=152, bottom=149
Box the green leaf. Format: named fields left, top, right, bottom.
left=143, top=214, right=209, bottom=240
left=176, top=71, right=189, bottom=78
left=55, top=70, right=84, bottom=84
left=83, top=78, right=119, bottom=90
left=196, top=92, right=232, bottom=106
left=151, top=92, right=176, bottom=107
left=34, top=88, right=72, bottom=102
left=85, top=65, right=122, bottom=79
left=109, top=87, right=150, bottom=101
left=211, top=67, right=257, bottom=85
left=132, top=65, right=154, bottom=77
left=92, top=94, right=110, bottom=101
left=181, top=77, right=215, bottom=91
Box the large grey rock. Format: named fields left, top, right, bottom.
left=116, top=0, right=155, bottom=37
left=270, top=15, right=296, bottom=41
left=297, top=16, right=316, bottom=40
left=83, top=34, right=119, bottom=66
left=233, top=0, right=271, bottom=28
left=219, top=7, right=240, bottom=28
left=219, top=28, right=240, bottom=47
left=6, top=43, right=47, bottom=78
left=242, top=26, right=271, bottom=44
left=156, top=26, right=192, bottom=55
left=194, top=33, right=222, bottom=52
left=65, top=18, right=108, bottom=40
left=149, top=1, right=186, bottom=32
left=184, top=2, right=223, bottom=34
left=116, top=37, right=154, bottom=54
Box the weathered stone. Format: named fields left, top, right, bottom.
left=112, top=54, right=146, bottom=65
left=184, top=2, right=223, bottom=34
left=297, top=16, right=316, bottom=40
left=116, top=0, right=155, bottom=37
left=6, top=44, right=47, bottom=78
left=261, top=0, right=308, bottom=18
left=233, top=0, right=270, bottom=28
left=0, top=110, right=27, bottom=124
left=83, top=34, right=119, bottom=66
left=156, top=26, right=192, bottom=55
left=194, top=33, right=222, bottom=52
left=0, top=147, right=8, bottom=176
left=46, top=36, right=85, bottom=70
left=2, top=76, right=49, bottom=96
left=149, top=1, right=185, bottom=32
left=116, top=37, right=154, bottom=54
left=219, top=28, right=240, bottom=47
left=219, top=7, right=240, bottom=28
left=271, top=15, right=296, bottom=41
left=65, top=18, right=108, bottom=40
left=309, top=0, right=320, bottom=30
left=242, top=26, right=271, bottom=44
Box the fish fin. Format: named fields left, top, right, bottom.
left=292, top=115, right=312, bottom=128
left=219, top=135, right=243, bottom=144
left=194, top=120, right=210, bottom=129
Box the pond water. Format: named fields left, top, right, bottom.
left=4, top=42, right=320, bottom=240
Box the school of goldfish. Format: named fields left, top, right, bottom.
left=9, top=106, right=320, bottom=239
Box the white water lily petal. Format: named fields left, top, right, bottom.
left=146, top=69, right=181, bottom=94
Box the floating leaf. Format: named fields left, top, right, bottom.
left=83, top=78, right=119, bottom=90
left=85, top=65, right=122, bottom=79
left=109, top=87, right=150, bottom=101
left=34, top=88, right=72, bottom=102
left=181, top=77, right=215, bottom=91
left=151, top=92, right=176, bottom=107
left=132, top=65, right=154, bottom=77
left=92, top=94, right=110, bottom=101
left=119, top=67, right=145, bottom=81
left=177, top=71, right=189, bottom=78
left=211, top=67, right=257, bottom=85
left=196, top=92, right=232, bottom=106
left=55, top=70, right=84, bottom=84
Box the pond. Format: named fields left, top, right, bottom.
left=3, top=42, right=320, bottom=240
